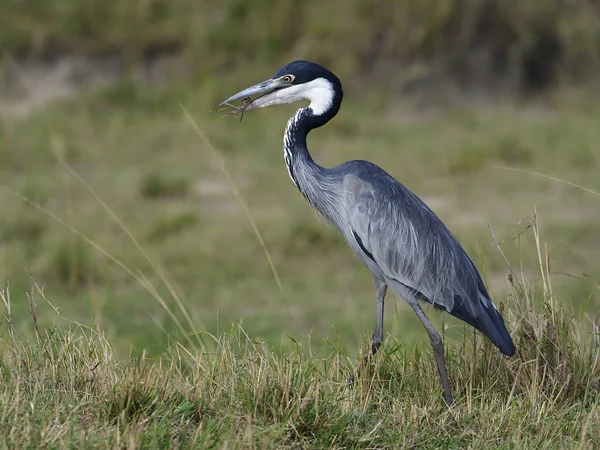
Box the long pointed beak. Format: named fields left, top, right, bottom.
left=219, top=78, right=281, bottom=106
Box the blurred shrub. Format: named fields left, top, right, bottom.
left=280, top=220, right=346, bottom=257
left=0, top=209, right=46, bottom=245
left=0, top=0, right=599, bottom=92
left=139, top=171, right=190, bottom=199
left=447, top=144, right=494, bottom=175
left=145, top=211, right=199, bottom=242
left=493, top=136, right=533, bottom=165
left=51, top=239, right=95, bottom=287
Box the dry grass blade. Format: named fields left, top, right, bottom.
left=488, top=223, right=519, bottom=290
left=51, top=152, right=203, bottom=350
left=0, top=286, right=15, bottom=340
left=0, top=184, right=198, bottom=352
left=179, top=103, right=290, bottom=316
left=495, top=166, right=600, bottom=197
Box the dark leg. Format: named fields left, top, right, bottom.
left=348, top=277, right=388, bottom=387
left=409, top=302, right=454, bottom=406
left=371, top=277, right=387, bottom=355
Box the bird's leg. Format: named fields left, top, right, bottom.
left=348, top=278, right=387, bottom=388
left=409, top=302, right=454, bottom=406
left=371, top=277, right=387, bottom=355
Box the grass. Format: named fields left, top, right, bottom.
left=0, top=223, right=599, bottom=447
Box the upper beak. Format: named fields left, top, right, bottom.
left=219, top=78, right=282, bottom=106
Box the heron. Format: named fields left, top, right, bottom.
left=219, top=60, right=515, bottom=405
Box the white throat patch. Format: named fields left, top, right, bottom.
left=295, top=77, right=334, bottom=115
left=261, top=77, right=334, bottom=116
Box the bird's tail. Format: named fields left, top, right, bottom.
left=451, top=293, right=516, bottom=356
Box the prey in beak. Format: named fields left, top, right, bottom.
left=214, top=78, right=290, bottom=122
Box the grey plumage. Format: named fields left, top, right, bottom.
left=220, top=60, right=515, bottom=405
left=343, top=162, right=515, bottom=356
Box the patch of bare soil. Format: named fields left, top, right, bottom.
left=0, top=52, right=185, bottom=117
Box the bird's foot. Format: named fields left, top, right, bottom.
left=443, top=392, right=454, bottom=407
left=371, top=340, right=381, bottom=355
left=347, top=372, right=356, bottom=388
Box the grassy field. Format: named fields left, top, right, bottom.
left=1, top=1, right=600, bottom=447
left=1, top=76, right=599, bottom=355
left=0, top=251, right=599, bottom=447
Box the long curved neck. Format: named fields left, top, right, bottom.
left=283, top=106, right=340, bottom=219
left=282, top=73, right=343, bottom=215
left=283, top=108, right=318, bottom=190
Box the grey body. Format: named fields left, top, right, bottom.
left=314, top=158, right=505, bottom=336
left=220, top=61, right=515, bottom=405
left=285, top=108, right=514, bottom=405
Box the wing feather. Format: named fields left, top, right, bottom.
left=347, top=168, right=484, bottom=318
left=337, top=161, right=514, bottom=356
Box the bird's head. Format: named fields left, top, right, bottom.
left=218, top=60, right=343, bottom=121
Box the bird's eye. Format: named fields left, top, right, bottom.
left=281, top=75, right=293, bottom=83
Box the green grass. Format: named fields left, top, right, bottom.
left=0, top=245, right=599, bottom=448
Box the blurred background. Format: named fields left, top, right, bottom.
left=0, top=0, right=599, bottom=356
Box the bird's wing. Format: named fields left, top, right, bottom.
left=347, top=172, right=486, bottom=318
left=342, top=163, right=514, bottom=356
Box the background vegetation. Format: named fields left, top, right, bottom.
left=0, top=0, right=599, bottom=447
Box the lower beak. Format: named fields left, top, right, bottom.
left=219, top=78, right=282, bottom=106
